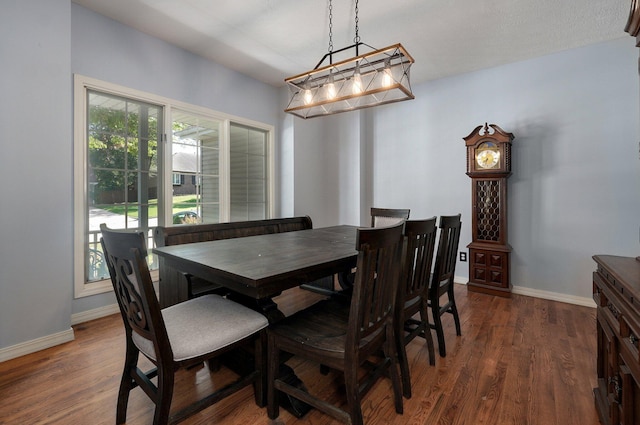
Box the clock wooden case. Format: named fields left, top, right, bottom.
left=464, top=123, right=514, bottom=297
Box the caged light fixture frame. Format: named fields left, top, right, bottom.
left=284, top=0, right=415, bottom=119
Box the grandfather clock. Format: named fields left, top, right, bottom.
left=464, top=123, right=514, bottom=297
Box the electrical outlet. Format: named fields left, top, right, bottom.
left=459, top=252, right=467, bottom=262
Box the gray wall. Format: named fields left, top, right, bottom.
left=0, top=0, right=73, bottom=349
left=292, top=113, right=361, bottom=228
left=71, top=5, right=279, bottom=125
left=291, top=37, right=640, bottom=303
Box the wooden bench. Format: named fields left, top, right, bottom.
left=154, top=216, right=313, bottom=248
left=154, top=216, right=313, bottom=307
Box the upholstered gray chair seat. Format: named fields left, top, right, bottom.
left=133, top=294, right=268, bottom=362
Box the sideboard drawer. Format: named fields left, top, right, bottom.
left=620, top=314, right=640, bottom=385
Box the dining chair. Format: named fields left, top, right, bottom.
left=395, top=217, right=438, bottom=398
left=370, top=207, right=410, bottom=227
left=332, top=207, right=411, bottom=291
left=100, top=224, right=269, bottom=425
left=428, top=214, right=462, bottom=357
left=301, top=207, right=411, bottom=296
left=267, top=222, right=406, bottom=425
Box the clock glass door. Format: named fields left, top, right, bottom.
left=474, top=179, right=501, bottom=242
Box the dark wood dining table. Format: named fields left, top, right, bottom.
left=154, top=224, right=359, bottom=417
left=153, top=225, right=358, bottom=320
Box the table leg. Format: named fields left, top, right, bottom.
left=224, top=292, right=312, bottom=417
left=226, top=292, right=285, bottom=323
left=157, top=260, right=190, bottom=308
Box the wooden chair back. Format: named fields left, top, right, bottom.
left=395, top=217, right=438, bottom=397
left=370, top=208, right=410, bottom=228
left=400, top=218, right=438, bottom=308
left=430, top=214, right=462, bottom=298
left=100, top=224, right=172, bottom=363
left=428, top=214, right=463, bottom=358
left=313, top=208, right=408, bottom=295
left=349, top=222, right=406, bottom=350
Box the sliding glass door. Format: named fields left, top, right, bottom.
left=171, top=111, right=221, bottom=224
left=74, top=75, right=273, bottom=297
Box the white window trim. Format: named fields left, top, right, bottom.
left=73, top=74, right=275, bottom=298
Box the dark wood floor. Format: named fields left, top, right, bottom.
left=0, top=285, right=600, bottom=425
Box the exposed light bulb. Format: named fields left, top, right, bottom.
left=303, top=88, right=313, bottom=105
left=352, top=66, right=363, bottom=94
left=325, top=73, right=336, bottom=100
left=382, top=63, right=393, bottom=87
left=327, top=84, right=337, bottom=99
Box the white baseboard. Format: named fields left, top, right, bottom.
left=0, top=328, right=75, bottom=363
left=70, top=303, right=120, bottom=325
left=0, top=304, right=120, bottom=363
left=454, top=276, right=467, bottom=285
left=455, top=275, right=595, bottom=308
left=512, top=285, right=596, bottom=308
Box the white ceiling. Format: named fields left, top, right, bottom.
left=72, top=0, right=631, bottom=87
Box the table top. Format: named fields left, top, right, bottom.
left=154, top=225, right=359, bottom=299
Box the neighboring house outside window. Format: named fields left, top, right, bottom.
left=172, top=173, right=182, bottom=185
left=74, top=75, right=274, bottom=298
left=172, top=152, right=197, bottom=196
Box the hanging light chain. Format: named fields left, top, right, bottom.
left=353, top=0, right=360, bottom=44
left=327, top=0, right=334, bottom=54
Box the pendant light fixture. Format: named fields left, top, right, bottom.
left=284, top=0, right=414, bottom=119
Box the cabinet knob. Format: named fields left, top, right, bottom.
left=608, top=375, right=622, bottom=402
left=607, top=302, right=620, bottom=318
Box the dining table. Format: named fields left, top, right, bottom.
left=153, top=224, right=359, bottom=417
left=153, top=224, right=358, bottom=320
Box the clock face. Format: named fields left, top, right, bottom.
left=475, top=142, right=500, bottom=169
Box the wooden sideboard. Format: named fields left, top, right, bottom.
left=593, top=255, right=640, bottom=425
left=598, top=4, right=640, bottom=422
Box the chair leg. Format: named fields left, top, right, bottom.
left=266, top=334, right=280, bottom=420
left=153, top=366, right=174, bottom=425
left=385, top=326, right=404, bottom=415
left=396, top=322, right=412, bottom=399
left=449, top=290, right=462, bottom=336
left=253, top=331, right=267, bottom=407
left=344, top=362, right=364, bottom=425
left=420, top=303, right=436, bottom=365
left=452, top=304, right=462, bottom=336
left=116, top=342, right=139, bottom=424
left=432, top=305, right=447, bottom=357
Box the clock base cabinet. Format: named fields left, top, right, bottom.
left=592, top=255, right=640, bottom=425
left=467, top=243, right=511, bottom=298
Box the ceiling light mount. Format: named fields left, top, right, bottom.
left=284, top=0, right=414, bottom=119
